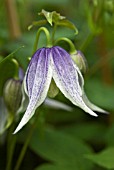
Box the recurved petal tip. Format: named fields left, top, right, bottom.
left=82, top=92, right=109, bottom=115
left=13, top=107, right=36, bottom=134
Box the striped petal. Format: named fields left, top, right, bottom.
left=44, top=98, right=72, bottom=111
left=14, top=48, right=52, bottom=133
left=73, top=61, right=108, bottom=114
left=51, top=46, right=97, bottom=117
left=82, top=92, right=109, bottom=114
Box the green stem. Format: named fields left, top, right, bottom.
left=32, top=27, right=51, bottom=54
left=11, top=59, right=19, bottom=79
left=54, top=37, right=76, bottom=54
left=80, top=32, right=94, bottom=52
left=51, top=24, right=57, bottom=44
left=6, top=124, right=17, bottom=170
left=14, top=117, right=38, bottom=170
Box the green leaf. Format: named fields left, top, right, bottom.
left=38, top=10, right=78, bottom=34
left=86, top=147, right=114, bottom=169
left=35, top=163, right=82, bottom=170
left=57, top=19, right=78, bottom=34
left=30, top=128, right=93, bottom=170
left=85, top=78, right=114, bottom=110
left=0, top=46, right=24, bottom=66
left=105, top=124, right=114, bottom=146
left=58, top=122, right=106, bottom=142
left=28, top=20, right=47, bottom=30
left=39, top=9, right=65, bottom=26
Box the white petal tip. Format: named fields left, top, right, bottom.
left=13, top=125, right=22, bottom=134
left=98, top=110, right=109, bottom=115
left=88, top=112, right=98, bottom=117
left=93, top=112, right=98, bottom=117
left=86, top=108, right=98, bottom=117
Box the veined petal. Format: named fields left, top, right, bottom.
left=72, top=58, right=108, bottom=114
left=51, top=46, right=97, bottom=117
left=82, top=92, right=109, bottom=114
left=44, top=98, right=72, bottom=111
left=17, top=82, right=29, bottom=114
left=14, top=48, right=52, bottom=133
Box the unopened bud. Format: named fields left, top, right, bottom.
left=71, top=50, right=88, bottom=73
left=3, top=78, right=22, bottom=114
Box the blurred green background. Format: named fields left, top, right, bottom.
left=0, top=0, right=114, bottom=170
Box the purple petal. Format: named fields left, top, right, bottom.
left=14, top=48, right=52, bottom=133
left=51, top=46, right=97, bottom=116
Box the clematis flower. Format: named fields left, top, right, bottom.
left=14, top=46, right=106, bottom=133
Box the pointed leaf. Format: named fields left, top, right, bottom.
left=86, top=147, right=114, bottom=169
left=35, top=164, right=84, bottom=170
left=30, top=128, right=93, bottom=170
left=57, top=19, right=78, bottom=34
left=39, top=9, right=65, bottom=26
left=28, top=20, right=47, bottom=30
left=0, top=46, right=24, bottom=66
left=39, top=9, right=53, bottom=25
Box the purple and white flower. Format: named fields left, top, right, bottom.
left=14, top=46, right=107, bottom=133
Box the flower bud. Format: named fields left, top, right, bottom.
left=71, top=50, right=88, bottom=73
left=3, top=78, right=22, bottom=114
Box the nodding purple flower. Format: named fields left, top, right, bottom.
left=14, top=46, right=107, bottom=133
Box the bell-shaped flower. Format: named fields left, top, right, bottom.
left=14, top=46, right=107, bottom=133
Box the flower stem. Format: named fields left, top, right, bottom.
left=51, top=24, right=57, bottom=44
left=80, top=32, right=94, bottom=52
left=33, top=27, right=51, bottom=54
left=55, top=37, right=76, bottom=54
left=6, top=124, right=17, bottom=170
left=14, top=116, right=38, bottom=170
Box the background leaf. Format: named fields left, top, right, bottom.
left=35, top=163, right=85, bottom=170
left=30, top=127, right=93, bottom=170
left=86, top=147, right=114, bottom=169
